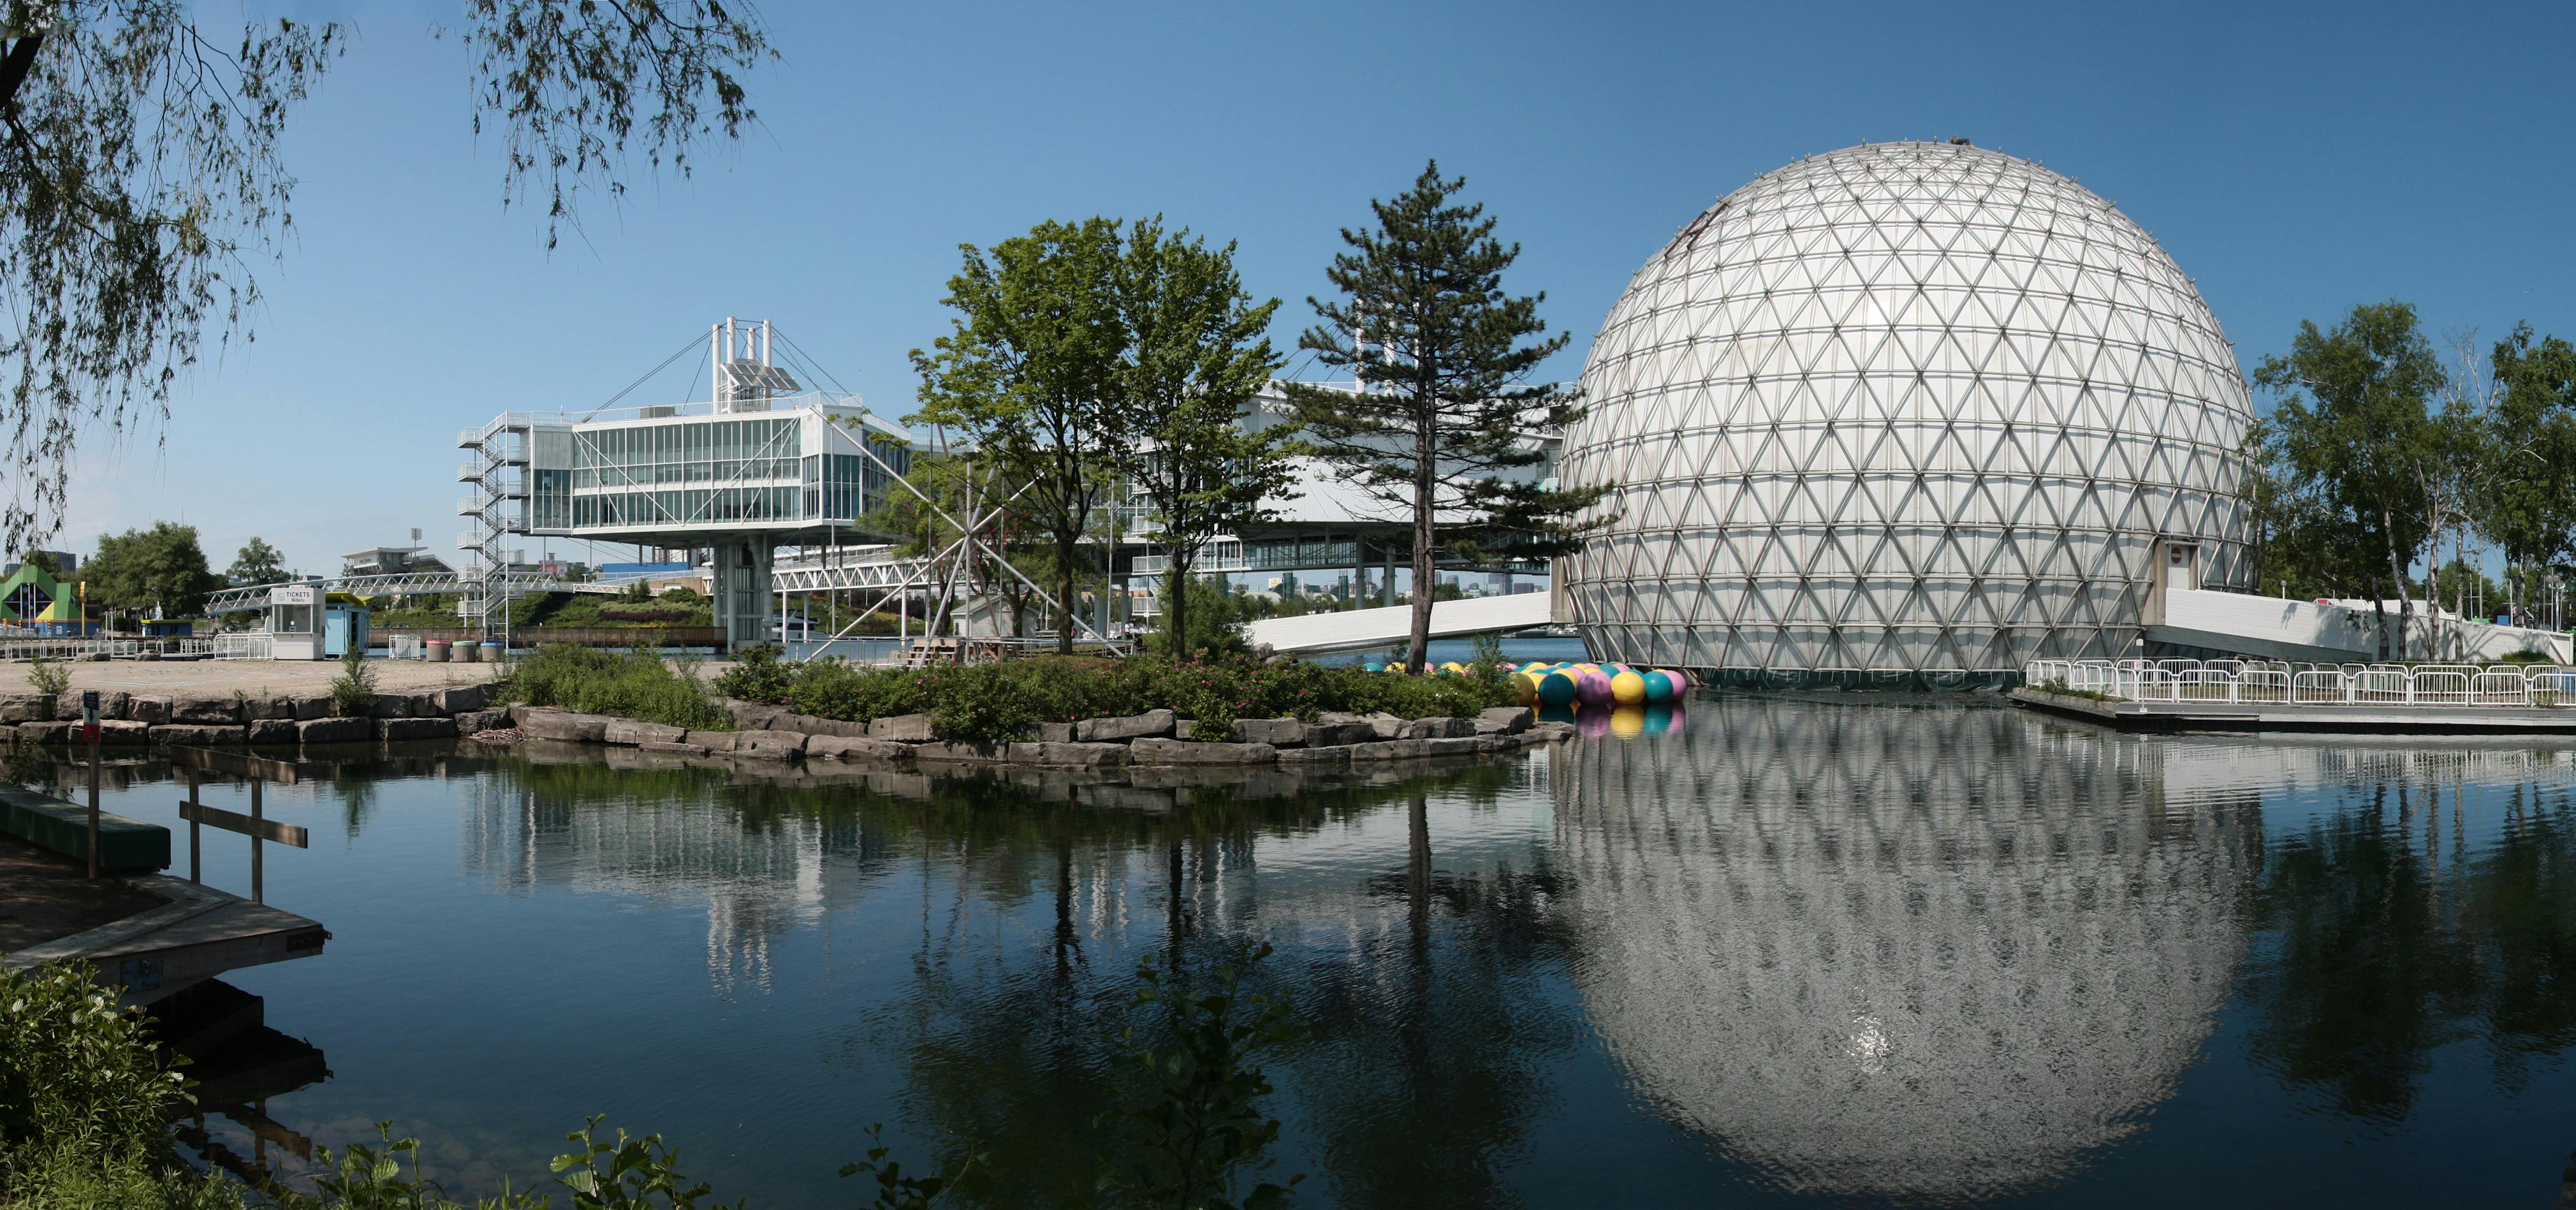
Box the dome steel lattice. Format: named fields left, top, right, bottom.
left=1561, top=142, right=2254, bottom=674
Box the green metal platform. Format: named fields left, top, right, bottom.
left=0, top=783, right=170, bottom=872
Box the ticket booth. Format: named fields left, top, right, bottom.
left=269, top=585, right=323, bottom=660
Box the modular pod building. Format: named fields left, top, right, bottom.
left=461, top=319, right=914, bottom=648
left=1560, top=142, right=2255, bottom=677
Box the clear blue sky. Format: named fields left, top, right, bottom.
left=70, top=0, right=2576, bottom=577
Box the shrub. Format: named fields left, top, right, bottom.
left=25, top=655, right=66, bottom=698
left=503, top=645, right=731, bottom=731
left=328, top=647, right=379, bottom=717
left=712, top=645, right=795, bottom=703
left=0, top=962, right=189, bottom=1177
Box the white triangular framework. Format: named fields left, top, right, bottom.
left=1561, top=142, right=2254, bottom=674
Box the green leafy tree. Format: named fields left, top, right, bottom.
left=1108, top=218, right=1294, bottom=660
left=912, top=219, right=1125, bottom=655
left=0, top=2, right=770, bottom=550
left=2253, top=302, right=2448, bottom=658
left=224, top=536, right=287, bottom=586
left=2480, top=323, right=2576, bottom=622
left=1284, top=162, right=1604, bottom=671
left=84, top=520, right=214, bottom=618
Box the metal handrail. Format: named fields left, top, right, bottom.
left=2028, top=660, right=2576, bottom=709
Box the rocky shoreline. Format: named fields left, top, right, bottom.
left=508, top=699, right=1571, bottom=769
left=2, top=686, right=504, bottom=748
left=0, top=685, right=1570, bottom=776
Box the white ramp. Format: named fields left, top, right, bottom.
left=1246, top=594, right=1554, bottom=656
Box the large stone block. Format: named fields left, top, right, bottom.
left=1230, top=717, right=1306, bottom=747
left=378, top=717, right=458, bottom=741
left=1130, top=737, right=1278, bottom=764
left=97, top=719, right=150, bottom=745
left=913, top=740, right=1006, bottom=762
left=1277, top=745, right=1349, bottom=768
left=297, top=717, right=371, bottom=743
left=1364, top=713, right=1407, bottom=740
left=369, top=692, right=434, bottom=719
left=453, top=710, right=513, bottom=734
left=245, top=718, right=298, bottom=745
left=1350, top=739, right=1426, bottom=762
left=640, top=740, right=714, bottom=757
left=1400, top=717, right=1474, bottom=740
left=1303, top=721, right=1377, bottom=747
left=1475, top=706, right=1532, bottom=735
left=170, top=697, right=242, bottom=725
left=1031, top=721, right=1076, bottom=744
left=128, top=696, right=173, bottom=725
left=604, top=719, right=689, bottom=746
left=150, top=724, right=247, bottom=747
left=518, top=710, right=611, bottom=743
left=805, top=734, right=915, bottom=763
left=1076, top=709, right=1176, bottom=743
left=733, top=729, right=808, bottom=761
left=777, top=712, right=868, bottom=738
left=0, top=694, right=51, bottom=722
left=16, top=720, right=70, bottom=745
left=292, top=694, right=335, bottom=721
left=1528, top=720, right=1579, bottom=741
left=94, top=691, right=129, bottom=720
left=1477, top=733, right=1520, bottom=753
left=434, top=684, right=493, bottom=714
left=241, top=695, right=296, bottom=722
left=1419, top=736, right=1482, bottom=756
left=1006, top=741, right=1130, bottom=768
left=867, top=713, right=935, bottom=742
left=728, top=699, right=784, bottom=731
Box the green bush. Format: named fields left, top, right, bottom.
left=710, top=652, right=1514, bottom=743
left=328, top=646, right=379, bottom=717
left=502, top=645, right=731, bottom=731
left=712, top=645, right=796, bottom=703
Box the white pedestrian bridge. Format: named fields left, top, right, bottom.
left=1242, top=592, right=1557, bottom=656
left=2028, top=659, right=2576, bottom=710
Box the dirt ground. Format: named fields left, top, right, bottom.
left=10, top=659, right=509, bottom=697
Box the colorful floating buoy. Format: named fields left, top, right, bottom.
left=1610, top=669, right=1647, bottom=706
left=1642, top=669, right=1674, bottom=703
left=1362, top=661, right=1384, bottom=673
left=1574, top=668, right=1613, bottom=706
left=1539, top=669, right=1578, bottom=706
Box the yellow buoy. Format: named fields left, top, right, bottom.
left=1609, top=669, right=1647, bottom=706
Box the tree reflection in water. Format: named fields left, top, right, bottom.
left=2242, top=746, right=2576, bottom=1121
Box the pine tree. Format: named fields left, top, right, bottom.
left=1283, top=161, right=1603, bottom=669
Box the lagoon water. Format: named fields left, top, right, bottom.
left=47, top=696, right=2576, bottom=1207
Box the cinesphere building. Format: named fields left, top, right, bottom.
left=1560, top=142, right=2254, bottom=676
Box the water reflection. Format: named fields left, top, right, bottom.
left=59, top=706, right=2576, bottom=1207
left=1555, top=699, right=2262, bottom=1202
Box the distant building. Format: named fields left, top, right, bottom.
left=341, top=546, right=455, bottom=578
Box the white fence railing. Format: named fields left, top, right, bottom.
left=2026, top=659, right=2576, bottom=708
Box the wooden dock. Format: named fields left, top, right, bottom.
left=1, top=774, right=328, bottom=1006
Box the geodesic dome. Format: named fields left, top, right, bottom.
left=1560, top=142, right=2254, bottom=674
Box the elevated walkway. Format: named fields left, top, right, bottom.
left=2145, top=587, right=2573, bottom=664
left=1245, top=593, right=1553, bottom=655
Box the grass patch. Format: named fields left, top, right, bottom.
left=501, top=644, right=731, bottom=731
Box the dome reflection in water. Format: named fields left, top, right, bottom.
left=1555, top=699, right=2260, bottom=1201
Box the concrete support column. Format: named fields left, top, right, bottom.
left=713, top=541, right=775, bottom=650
